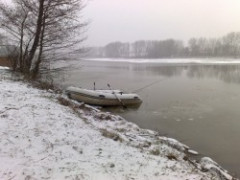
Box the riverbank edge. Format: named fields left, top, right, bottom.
left=0, top=67, right=236, bottom=179
left=57, top=96, right=235, bottom=179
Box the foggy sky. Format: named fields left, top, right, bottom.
left=84, top=0, right=240, bottom=46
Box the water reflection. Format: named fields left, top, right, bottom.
left=186, top=65, right=240, bottom=84
left=129, top=64, right=240, bottom=84
left=53, top=60, right=240, bottom=176
left=58, top=60, right=240, bottom=85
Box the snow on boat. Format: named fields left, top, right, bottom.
left=65, top=86, right=142, bottom=106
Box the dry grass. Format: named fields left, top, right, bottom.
left=94, top=113, right=113, bottom=121
left=100, top=129, right=123, bottom=142
left=32, top=81, right=55, bottom=91
left=183, top=155, right=189, bottom=161
left=166, top=153, right=178, bottom=161
left=0, top=57, right=11, bottom=67
left=58, top=97, right=86, bottom=112
left=150, top=149, right=160, bottom=156
left=58, top=96, right=72, bottom=106
left=115, top=128, right=127, bottom=133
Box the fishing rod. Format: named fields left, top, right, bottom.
left=107, top=83, right=127, bottom=109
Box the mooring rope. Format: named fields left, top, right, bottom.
left=133, top=78, right=167, bottom=93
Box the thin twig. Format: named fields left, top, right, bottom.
left=0, top=107, right=19, bottom=114
left=8, top=175, right=16, bottom=180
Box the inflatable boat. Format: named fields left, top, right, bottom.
left=66, top=86, right=142, bottom=106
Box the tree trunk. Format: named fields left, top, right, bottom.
left=31, top=19, right=45, bottom=79
left=31, top=1, right=49, bottom=79
left=26, top=0, right=45, bottom=74
left=19, top=16, right=26, bottom=71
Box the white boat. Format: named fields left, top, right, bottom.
left=66, top=86, right=142, bottom=106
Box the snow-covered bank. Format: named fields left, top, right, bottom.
left=0, top=73, right=235, bottom=179
left=0, top=67, right=9, bottom=70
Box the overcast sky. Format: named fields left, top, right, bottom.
left=84, top=0, right=240, bottom=46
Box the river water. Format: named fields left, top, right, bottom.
left=55, top=58, right=240, bottom=176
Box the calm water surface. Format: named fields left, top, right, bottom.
left=56, top=59, right=240, bottom=176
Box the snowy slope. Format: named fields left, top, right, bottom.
left=0, top=76, right=234, bottom=179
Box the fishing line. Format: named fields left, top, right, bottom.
left=133, top=78, right=167, bottom=93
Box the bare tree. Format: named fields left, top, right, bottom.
left=0, top=0, right=87, bottom=79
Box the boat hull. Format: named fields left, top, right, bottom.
left=66, top=87, right=142, bottom=106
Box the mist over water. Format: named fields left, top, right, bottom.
left=55, top=59, right=240, bottom=176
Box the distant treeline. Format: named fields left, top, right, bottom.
left=88, top=32, right=240, bottom=59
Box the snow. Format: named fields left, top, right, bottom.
left=85, top=58, right=240, bottom=64
left=188, top=150, right=199, bottom=155
left=0, top=72, right=235, bottom=179
left=0, top=67, right=9, bottom=70
left=200, top=158, right=233, bottom=180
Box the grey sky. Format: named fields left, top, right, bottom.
left=84, top=0, right=240, bottom=46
